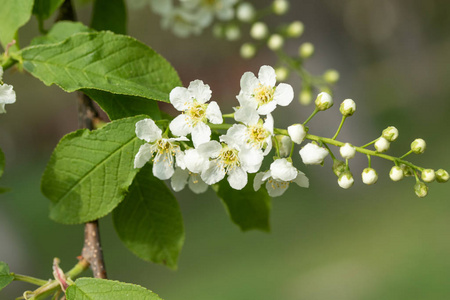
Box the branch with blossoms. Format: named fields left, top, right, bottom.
left=134, top=65, right=449, bottom=198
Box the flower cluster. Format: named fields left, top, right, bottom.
left=0, top=66, right=16, bottom=114
left=134, top=65, right=448, bottom=198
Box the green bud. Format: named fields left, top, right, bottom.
left=333, top=160, right=346, bottom=177
left=436, top=169, right=449, bottom=183
left=225, top=25, right=241, bottom=41
left=240, top=43, right=256, bottom=59
left=287, top=21, right=304, bottom=38
left=275, top=67, right=289, bottom=81
left=414, top=181, right=428, bottom=198
left=272, top=0, right=289, bottom=15
left=338, top=171, right=354, bottom=189
left=250, top=22, right=269, bottom=40
left=411, top=138, right=426, bottom=154
left=299, top=89, right=312, bottom=105
left=339, top=99, right=356, bottom=116
left=323, top=69, right=340, bottom=84
left=401, top=164, right=414, bottom=177
left=421, top=169, right=435, bottom=183
left=267, top=34, right=284, bottom=50
left=315, top=92, right=333, bottom=111
left=382, top=126, right=399, bottom=142
left=277, top=135, right=292, bottom=158
left=299, top=42, right=314, bottom=58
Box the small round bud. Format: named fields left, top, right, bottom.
left=299, top=42, right=314, bottom=58
left=414, top=181, right=428, bottom=198
left=333, top=160, right=346, bottom=177
left=275, top=67, right=289, bottom=81
left=315, top=92, right=333, bottom=111
left=225, top=25, right=241, bottom=41
left=323, top=69, right=340, bottom=84
left=277, top=135, right=292, bottom=158
left=267, top=34, right=284, bottom=50
left=287, top=21, right=304, bottom=38
left=435, top=169, right=449, bottom=183
left=340, top=143, right=356, bottom=159
left=390, top=166, right=404, bottom=181
left=374, top=137, right=390, bottom=153
left=382, top=126, right=399, bottom=142
left=250, top=22, right=269, bottom=40
left=236, top=2, right=255, bottom=22
left=299, top=89, right=312, bottom=105
left=272, top=0, right=289, bottom=15
left=288, top=124, right=307, bottom=144
left=240, top=43, right=256, bottom=59
left=421, top=169, right=435, bottom=183
left=299, top=143, right=329, bottom=165
left=339, top=99, right=356, bottom=117
left=338, top=171, right=354, bottom=189
left=401, top=164, right=414, bottom=177
left=362, top=168, right=378, bottom=185
left=411, top=138, right=426, bottom=154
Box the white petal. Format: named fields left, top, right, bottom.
left=197, top=140, right=222, bottom=158
left=265, top=180, right=289, bottom=197
left=253, top=172, right=266, bottom=191
left=293, top=171, right=309, bottom=188
left=263, top=113, right=274, bottom=133
left=0, top=84, right=16, bottom=110
left=258, top=65, right=276, bottom=87
left=256, top=101, right=277, bottom=115
left=288, top=124, right=307, bottom=144
left=216, top=7, right=234, bottom=20
left=134, top=143, right=154, bottom=168
left=153, top=157, right=175, bottom=180
left=240, top=71, right=259, bottom=94
left=201, top=161, right=226, bottom=185
left=234, top=105, right=259, bottom=125
left=262, top=170, right=272, bottom=181
left=239, top=147, right=263, bottom=173
left=205, top=101, right=223, bottom=124
left=192, top=122, right=211, bottom=148
left=169, top=114, right=192, bottom=137
left=188, top=174, right=209, bottom=194
left=225, top=124, right=247, bottom=146
left=227, top=167, right=248, bottom=190
left=263, top=137, right=272, bottom=156
left=236, top=91, right=257, bottom=109
left=171, top=167, right=189, bottom=192
left=184, top=149, right=207, bottom=173
left=299, top=143, right=329, bottom=165
left=270, top=158, right=297, bottom=182
left=135, top=119, right=162, bottom=142
left=188, top=79, right=212, bottom=103
left=169, top=86, right=192, bottom=111
left=273, top=83, right=294, bottom=106
left=175, top=149, right=186, bottom=169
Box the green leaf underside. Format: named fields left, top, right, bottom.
left=83, top=89, right=161, bottom=121
left=91, top=0, right=127, bottom=34
left=32, top=0, right=65, bottom=21
left=21, top=31, right=181, bottom=103
left=0, top=0, right=33, bottom=50
left=216, top=174, right=271, bottom=232
left=41, top=116, right=147, bottom=224
left=30, top=21, right=94, bottom=46
left=66, top=278, right=163, bottom=300
left=0, top=148, right=5, bottom=178
left=113, top=164, right=184, bottom=269
left=0, top=262, right=14, bottom=291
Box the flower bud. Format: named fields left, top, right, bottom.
left=414, top=181, right=428, bottom=198
left=323, top=69, right=340, bottom=84
left=411, top=138, right=426, bottom=154
left=333, top=160, right=346, bottom=177
left=267, top=34, right=284, bottom=50
left=272, top=0, right=289, bottom=15
left=315, top=92, right=333, bottom=111
left=277, top=135, right=292, bottom=158
left=299, top=143, right=329, bottom=165
left=240, top=43, right=256, bottom=59
left=340, top=143, right=356, bottom=159
left=401, top=164, right=414, bottom=177
left=275, top=67, right=289, bottom=81
left=287, top=21, right=304, bottom=38
left=338, top=171, right=354, bottom=189
left=421, top=169, right=435, bottom=183
left=362, top=168, right=378, bottom=185
left=389, top=166, right=404, bottom=181
left=382, top=126, right=399, bottom=142
left=236, top=2, right=255, bottom=22
left=339, top=99, right=356, bottom=117
left=435, top=169, right=449, bottom=183
left=288, top=124, right=307, bottom=144
left=299, top=42, right=314, bottom=58
left=250, top=22, right=269, bottom=40
left=225, top=25, right=241, bottom=41
left=299, top=89, right=312, bottom=105
left=374, top=137, right=390, bottom=153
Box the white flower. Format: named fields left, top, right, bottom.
left=287, top=124, right=306, bottom=144
left=169, top=80, right=222, bottom=147
left=389, top=166, right=404, bottom=181
left=362, top=168, right=378, bottom=185
left=374, top=137, right=390, bottom=152
left=197, top=136, right=263, bottom=190
left=182, top=0, right=237, bottom=28
left=228, top=113, right=273, bottom=155
left=421, top=169, right=435, bottom=183
left=0, top=67, right=16, bottom=114
left=254, top=158, right=309, bottom=197
left=149, top=0, right=173, bottom=14
left=171, top=167, right=208, bottom=194
left=338, top=172, right=354, bottom=189
left=160, top=7, right=203, bottom=37
left=134, top=119, right=188, bottom=180
left=339, top=143, right=356, bottom=159
left=299, top=143, right=329, bottom=165
left=236, top=65, right=294, bottom=115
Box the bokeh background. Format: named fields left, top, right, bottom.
left=1, top=0, right=450, bottom=299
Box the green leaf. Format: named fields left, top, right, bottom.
left=66, top=278, right=163, bottom=300
left=113, top=164, right=184, bottom=269
left=0, top=262, right=14, bottom=291
left=21, top=31, right=181, bottom=103
left=33, top=0, right=65, bottom=21
left=91, top=0, right=127, bottom=34
left=0, top=0, right=33, bottom=51
left=83, top=89, right=161, bottom=121
left=216, top=174, right=271, bottom=232
left=0, top=148, right=5, bottom=178
left=30, top=21, right=94, bottom=46
left=41, top=115, right=147, bottom=224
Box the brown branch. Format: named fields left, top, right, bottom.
left=81, top=221, right=107, bottom=279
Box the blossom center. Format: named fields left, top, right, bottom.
left=217, top=147, right=240, bottom=172
left=248, top=124, right=270, bottom=148
left=268, top=178, right=290, bottom=190
left=253, top=84, right=275, bottom=106
left=186, top=101, right=207, bottom=126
